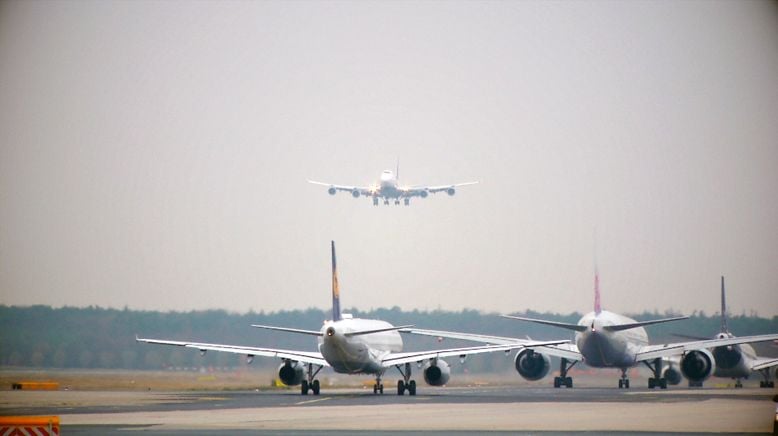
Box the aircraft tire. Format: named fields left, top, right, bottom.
left=312, top=380, right=320, bottom=395
left=301, top=380, right=309, bottom=395
left=409, top=380, right=416, bottom=396
left=397, top=380, right=405, bottom=395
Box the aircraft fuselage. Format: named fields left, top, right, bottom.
left=575, top=310, right=648, bottom=369
left=318, top=318, right=403, bottom=374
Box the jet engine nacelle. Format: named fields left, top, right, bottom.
left=513, top=349, right=550, bottom=381
left=277, top=361, right=305, bottom=386
left=351, top=189, right=360, bottom=198
left=662, top=366, right=682, bottom=385
left=420, top=190, right=428, bottom=198
left=328, top=187, right=337, bottom=195
left=446, top=188, right=455, bottom=196
left=680, top=349, right=716, bottom=383
left=423, top=359, right=451, bottom=386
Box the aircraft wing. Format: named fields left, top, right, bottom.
left=751, top=357, right=778, bottom=372
left=424, top=181, right=479, bottom=194
left=635, top=333, right=778, bottom=362
left=136, top=336, right=329, bottom=367
left=381, top=339, right=570, bottom=367
left=307, top=180, right=373, bottom=196
left=400, top=327, right=583, bottom=361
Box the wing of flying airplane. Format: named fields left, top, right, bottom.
left=135, top=336, right=329, bottom=366
left=307, top=180, right=374, bottom=196
left=421, top=181, right=479, bottom=194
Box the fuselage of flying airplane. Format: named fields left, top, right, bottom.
left=308, top=166, right=478, bottom=205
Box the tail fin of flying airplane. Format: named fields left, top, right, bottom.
left=720, top=276, right=729, bottom=334
left=594, top=268, right=602, bottom=315
left=331, top=241, right=342, bottom=322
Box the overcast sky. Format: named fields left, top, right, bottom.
left=1, top=1, right=777, bottom=317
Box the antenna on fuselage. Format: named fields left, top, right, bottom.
left=396, top=157, right=400, bottom=182
left=331, top=241, right=342, bottom=322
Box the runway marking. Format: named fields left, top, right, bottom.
left=294, top=397, right=332, bottom=406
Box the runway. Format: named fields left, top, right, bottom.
left=3, top=385, right=777, bottom=434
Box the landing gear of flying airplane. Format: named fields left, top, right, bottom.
left=403, top=198, right=410, bottom=206
left=383, top=199, right=389, bottom=205
left=644, top=358, right=668, bottom=389
left=618, top=368, right=630, bottom=389
left=394, top=199, right=400, bottom=205
left=301, top=363, right=323, bottom=395
left=395, top=362, right=417, bottom=395
left=553, top=358, right=576, bottom=388
left=373, top=197, right=379, bottom=206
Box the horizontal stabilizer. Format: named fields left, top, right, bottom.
left=251, top=324, right=323, bottom=336
left=603, top=316, right=688, bottom=332
left=501, top=315, right=587, bottom=332
left=345, top=325, right=414, bottom=337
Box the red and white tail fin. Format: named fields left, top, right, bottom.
left=594, top=268, right=602, bottom=315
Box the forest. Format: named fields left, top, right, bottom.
left=2, top=305, right=776, bottom=373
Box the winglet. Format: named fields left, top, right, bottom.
left=720, top=276, right=728, bottom=334
left=331, top=241, right=342, bottom=322
left=594, top=268, right=602, bottom=315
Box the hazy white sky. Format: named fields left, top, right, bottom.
left=1, top=1, right=777, bottom=317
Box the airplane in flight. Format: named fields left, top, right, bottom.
left=308, top=163, right=478, bottom=206
left=402, top=271, right=778, bottom=389
left=672, top=276, right=778, bottom=388
left=137, top=242, right=565, bottom=396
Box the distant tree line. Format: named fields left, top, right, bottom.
left=1, top=305, right=776, bottom=373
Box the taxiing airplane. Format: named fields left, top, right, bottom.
left=672, top=277, right=778, bottom=388
left=308, top=163, right=478, bottom=206
left=403, top=271, right=778, bottom=389
left=137, top=242, right=565, bottom=395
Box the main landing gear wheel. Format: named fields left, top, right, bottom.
left=300, top=363, right=323, bottom=395
left=553, top=358, right=576, bottom=388
left=395, top=362, right=417, bottom=396
left=644, top=359, right=667, bottom=389
left=373, top=383, right=384, bottom=394
left=759, top=381, right=775, bottom=388
left=734, top=379, right=743, bottom=388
